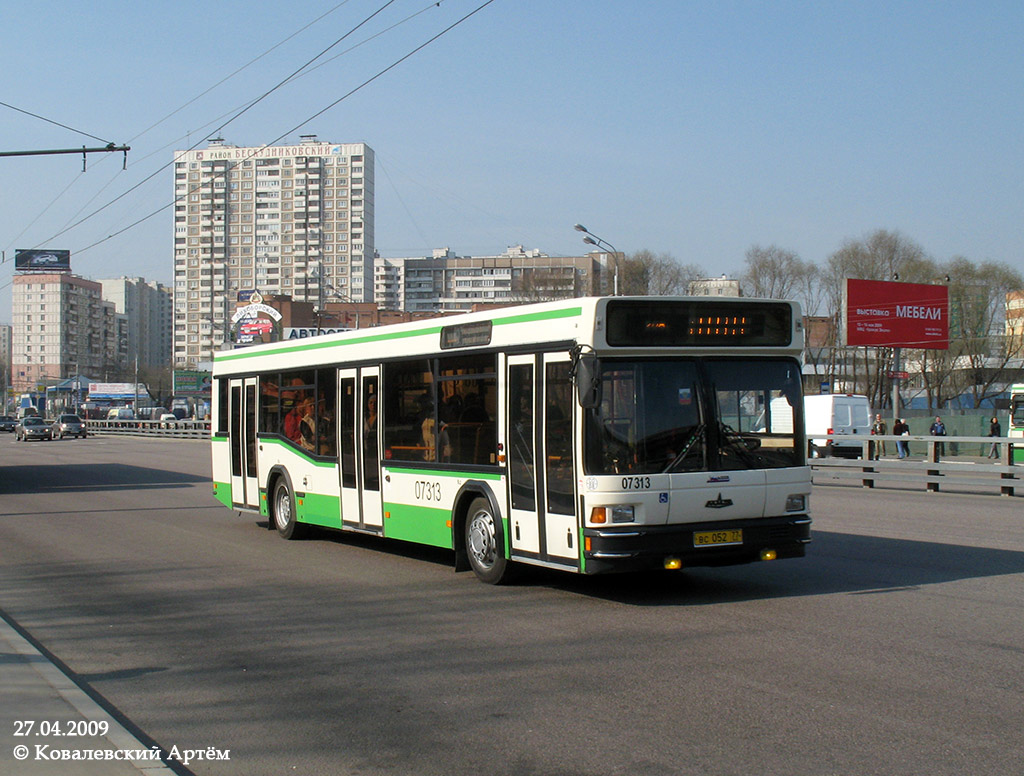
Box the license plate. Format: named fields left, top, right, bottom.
left=693, top=529, right=743, bottom=547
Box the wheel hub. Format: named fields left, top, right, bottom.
left=275, top=488, right=291, bottom=529
left=468, top=511, right=496, bottom=568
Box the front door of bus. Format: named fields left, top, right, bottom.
left=228, top=377, right=260, bottom=510
left=506, top=353, right=577, bottom=565
left=338, top=367, right=383, bottom=532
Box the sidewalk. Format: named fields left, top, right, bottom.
left=0, top=614, right=177, bottom=775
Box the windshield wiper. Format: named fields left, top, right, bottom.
left=717, top=422, right=765, bottom=468
left=662, top=424, right=705, bottom=473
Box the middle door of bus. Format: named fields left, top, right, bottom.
left=506, top=353, right=578, bottom=566
left=338, top=366, right=383, bottom=532
left=228, top=376, right=260, bottom=511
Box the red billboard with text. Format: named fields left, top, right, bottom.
left=845, top=279, right=949, bottom=349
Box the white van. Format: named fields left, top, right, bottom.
left=804, top=394, right=872, bottom=458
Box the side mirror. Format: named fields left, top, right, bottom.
left=574, top=353, right=601, bottom=409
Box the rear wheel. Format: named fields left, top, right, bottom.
left=465, top=497, right=514, bottom=584
left=272, top=477, right=307, bottom=540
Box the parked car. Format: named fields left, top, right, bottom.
left=51, top=414, right=87, bottom=439
left=0, top=415, right=16, bottom=432
left=15, top=416, right=52, bottom=441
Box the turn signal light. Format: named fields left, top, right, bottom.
left=664, top=557, right=683, bottom=570
left=760, top=549, right=778, bottom=561
left=590, top=507, right=607, bottom=524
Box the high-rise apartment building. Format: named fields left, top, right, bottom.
left=11, top=273, right=119, bottom=392
left=0, top=324, right=11, bottom=400
left=172, top=136, right=375, bottom=366
left=100, top=277, right=173, bottom=370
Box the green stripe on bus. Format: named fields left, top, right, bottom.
left=383, top=502, right=453, bottom=549
left=297, top=492, right=342, bottom=529
left=259, top=437, right=338, bottom=467
left=217, top=325, right=443, bottom=362
left=214, top=305, right=583, bottom=363
left=384, top=466, right=503, bottom=481
left=492, top=306, right=582, bottom=326
left=213, top=481, right=232, bottom=509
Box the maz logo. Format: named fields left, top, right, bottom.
left=705, top=493, right=734, bottom=509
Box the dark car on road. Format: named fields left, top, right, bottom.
left=0, top=415, right=16, bottom=432
left=51, top=414, right=87, bottom=439
left=15, top=416, right=51, bottom=441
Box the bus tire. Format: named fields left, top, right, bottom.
left=465, top=497, right=513, bottom=584
left=272, top=476, right=307, bottom=540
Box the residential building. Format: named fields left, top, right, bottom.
left=374, top=246, right=612, bottom=312
left=688, top=275, right=743, bottom=297
left=11, top=273, right=119, bottom=392
left=100, top=277, right=173, bottom=370
left=0, top=324, right=11, bottom=402
left=1005, top=290, right=1024, bottom=353
left=172, top=136, right=375, bottom=366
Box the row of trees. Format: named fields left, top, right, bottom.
left=618, top=230, right=1024, bottom=409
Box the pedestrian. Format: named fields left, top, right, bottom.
left=893, top=417, right=909, bottom=458
left=929, top=415, right=947, bottom=458
left=988, top=415, right=1002, bottom=459
left=870, top=414, right=887, bottom=460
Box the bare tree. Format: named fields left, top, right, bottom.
left=620, top=250, right=704, bottom=295
left=941, top=257, right=1024, bottom=407
left=742, top=245, right=802, bottom=299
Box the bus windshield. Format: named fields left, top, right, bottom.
left=583, top=358, right=803, bottom=475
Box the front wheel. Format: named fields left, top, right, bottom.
left=465, top=497, right=514, bottom=584
left=272, top=477, right=307, bottom=540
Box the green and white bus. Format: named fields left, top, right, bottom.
left=1008, top=384, right=1024, bottom=462
left=211, top=296, right=811, bottom=584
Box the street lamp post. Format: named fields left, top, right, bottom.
left=574, top=223, right=620, bottom=295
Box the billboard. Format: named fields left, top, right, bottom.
left=87, top=383, right=148, bottom=400
left=173, top=370, right=212, bottom=397
left=845, top=279, right=949, bottom=349
left=15, top=249, right=71, bottom=272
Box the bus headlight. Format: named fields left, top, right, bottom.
left=785, top=494, right=807, bottom=512
left=589, top=505, right=635, bottom=525
left=610, top=505, right=635, bottom=523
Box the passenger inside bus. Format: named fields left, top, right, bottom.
left=284, top=389, right=308, bottom=444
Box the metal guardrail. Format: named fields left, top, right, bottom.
left=85, top=419, right=211, bottom=439
left=811, top=434, right=1020, bottom=496
left=75, top=424, right=1022, bottom=495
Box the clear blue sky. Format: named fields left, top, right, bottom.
left=2, top=0, right=1022, bottom=323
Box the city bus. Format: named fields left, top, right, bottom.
left=210, top=296, right=811, bottom=584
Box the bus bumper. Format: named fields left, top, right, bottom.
left=582, top=515, right=812, bottom=574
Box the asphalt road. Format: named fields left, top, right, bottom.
left=1, top=435, right=1022, bottom=776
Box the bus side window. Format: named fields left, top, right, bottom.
left=384, top=360, right=434, bottom=462
left=316, top=368, right=337, bottom=458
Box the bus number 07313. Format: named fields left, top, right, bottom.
left=622, top=476, right=651, bottom=490
left=414, top=481, right=442, bottom=501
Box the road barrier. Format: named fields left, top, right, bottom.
left=86, top=419, right=211, bottom=439
left=811, top=434, right=1020, bottom=496
left=78, top=424, right=1021, bottom=495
